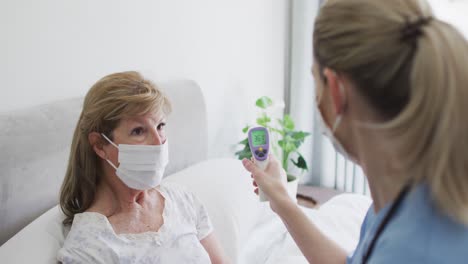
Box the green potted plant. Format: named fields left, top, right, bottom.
left=235, top=96, right=311, bottom=198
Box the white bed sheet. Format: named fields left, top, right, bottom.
left=239, top=193, right=372, bottom=264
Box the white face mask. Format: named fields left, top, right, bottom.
left=315, top=83, right=351, bottom=160
left=101, top=133, right=169, bottom=190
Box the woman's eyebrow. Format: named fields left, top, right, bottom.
left=124, top=118, right=144, bottom=127
left=153, top=115, right=166, bottom=123
left=126, top=114, right=166, bottom=125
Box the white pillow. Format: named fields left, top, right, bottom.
left=0, top=158, right=260, bottom=264
left=0, top=205, right=66, bottom=263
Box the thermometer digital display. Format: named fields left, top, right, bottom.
left=248, top=126, right=270, bottom=201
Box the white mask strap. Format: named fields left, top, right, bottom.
left=105, top=159, right=118, bottom=170
left=332, top=82, right=346, bottom=133
left=332, top=114, right=342, bottom=133
left=338, top=82, right=346, bottom=111
left=100, top=133, right=119, bottom=169
left=101, top=133, right=119, bottom=149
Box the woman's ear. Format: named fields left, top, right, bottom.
left=88, top=132, right=107, bottom=160
left=323, top=68, right=347, bottom=115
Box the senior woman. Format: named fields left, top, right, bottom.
left=243, top=0, right=468, bottom=263
left=57, top=71, right=228, bottom=263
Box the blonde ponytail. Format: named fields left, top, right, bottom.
left=314, top=0, right=468, bottom=224
left=397, top=19, right=468, bottom=223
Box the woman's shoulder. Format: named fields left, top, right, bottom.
left=159, top=182, right=209, bottom=221
left=374, top=184, right=468, bottom=263
left=64, top=212, right=112, bottom=240
left=63, top=212, right=116, bottom=246
left=58, top=213, right=115, bottom=262
left=73, top=211, right=110, bottom=226
left=159, top=182, right=197, bottom=203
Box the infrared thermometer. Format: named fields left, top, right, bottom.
left=248, top=126, right=270, bottom=202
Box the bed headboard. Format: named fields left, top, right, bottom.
left=0, top=79, right=207, bottom=245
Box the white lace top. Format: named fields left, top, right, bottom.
left=57, top=183, right=213, bottom=264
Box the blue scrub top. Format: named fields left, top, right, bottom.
left=347, top=184, right=468, bottom=264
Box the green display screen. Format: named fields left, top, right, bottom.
left=252, top=130, right=266, bottom=147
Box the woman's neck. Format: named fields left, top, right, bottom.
left=364, top=162, right=405, bottom=212
left=89, top=175, right=157, bottom=216
left=354, top=127, right=407, bottom=212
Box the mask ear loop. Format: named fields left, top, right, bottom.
left=332, top=82, right=346, bottom=133
left=100, top=133, right=119, bottom=170
left=104, top=158, right=118, bottom=170
left=101, top=133, right=119, bottom=149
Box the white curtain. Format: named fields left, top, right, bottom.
left=288, top=0, right=368, bottom=194
left=287, top=0, right=320, bottom=185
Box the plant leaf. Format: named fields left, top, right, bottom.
left=269, top=127, right=285, bottom=136
left=278, top=139, right=285, bottom=149
left=291, top=131, right=311, bottom=140
left=293, top=140, right=301, bottom=148
left=235, top=140, right=251, bottom=159
left=290, top=131, right=310, bottom=148
left=242, top=125, right=250, bottom=133
left=235, top=142, right=252, bottom=160
left=256, top=113, right=271, bottom=127
left=283, top=115, right=295, bottom=130
left=235, top=149, right=253, bottom=160
left=278, top=115, right=295, bottom=131
left=284, top=141, right=297, bottom=153
left=287, top=174, right=297, bottom=182
left=291, top=154, right=308, bottom=171
left=256, top=96, right=273, bottom=109
left=238, top=138, right=249, bottom=145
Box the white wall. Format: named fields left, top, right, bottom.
left=429, top=0, right=468, bottom=37
left=0, top=0, right=288, bottom=158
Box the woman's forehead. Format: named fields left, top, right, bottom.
left=121, top=112, right=166, bottom=124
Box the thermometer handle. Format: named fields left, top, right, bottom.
left=254, top=158, right=270, bottom=202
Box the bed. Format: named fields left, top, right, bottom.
left=0, top=80, right=371, bottom=263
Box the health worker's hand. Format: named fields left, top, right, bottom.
left=242, top=154, right=291, bottom=212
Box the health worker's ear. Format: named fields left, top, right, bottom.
left=323, top=68, right=347, bottom=115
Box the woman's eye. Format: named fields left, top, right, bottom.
left=131, top=127, right=145, bottom=136
left=157, top=123, right=166, bottom=130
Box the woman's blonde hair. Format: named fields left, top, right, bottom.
left=314, top=0, right=468, bottom=223
left=60, top=71, right=172, bottom=225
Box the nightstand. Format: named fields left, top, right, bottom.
left=297, top=184, right=344, bottom=208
